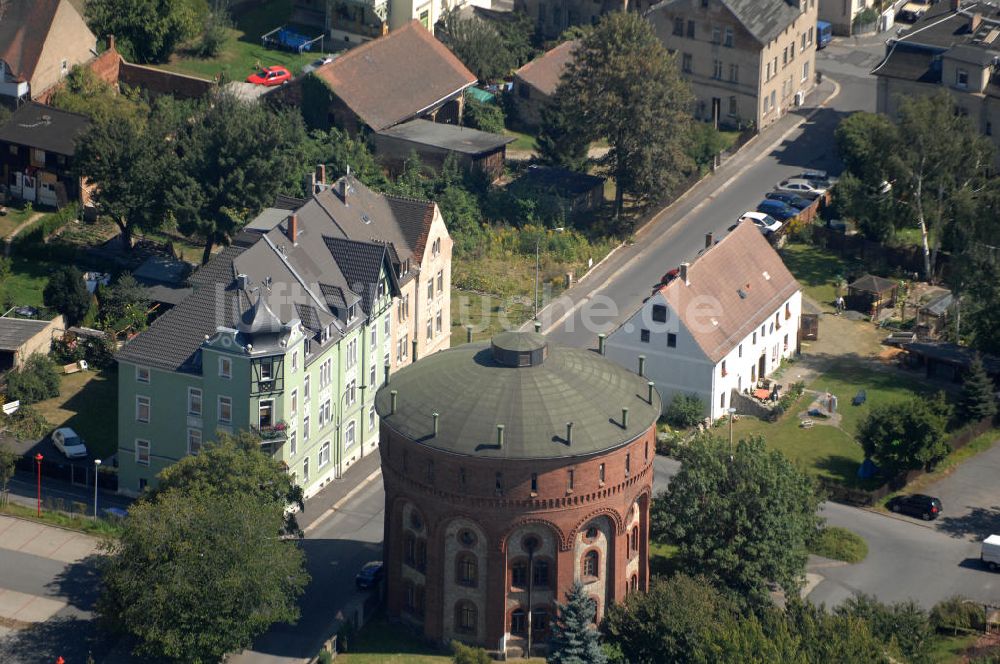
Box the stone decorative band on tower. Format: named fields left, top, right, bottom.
left=374, top=331, right=661, bottom=657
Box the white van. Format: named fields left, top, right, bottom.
left=982, top=534, right=1000, bottom=571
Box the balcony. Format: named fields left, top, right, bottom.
left=253, top=420, right=289, bottom=441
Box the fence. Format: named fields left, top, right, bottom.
left=808, top=224, right=949, bottom=277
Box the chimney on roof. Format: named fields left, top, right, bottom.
left=317, top=164, right=326, bottom=188
left=107, top=34, right=116, bottom=52
left=287, top=213, right=298, bottom=245
left=680, top=262, right=690, bottom=286
left=705, top=232, right=714, bottom=249
left=971, top=12, right=983, bottom=32
left=339, top=177, right=349, bottom=205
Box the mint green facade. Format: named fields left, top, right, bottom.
left=117, top=274, right=394, bottom=498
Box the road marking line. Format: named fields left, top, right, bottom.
left=303, top=467, right=383, bottom=535
left=535, top=77, right=842, bottom=336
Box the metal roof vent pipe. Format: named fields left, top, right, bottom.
left=598, top=333, right=606, bottom=355
left=412, top=339, right=418, bottom=362
left=647, top=381, right=655, bottom=405
left=534, top=320, right=542, bottom=333
left=432, top=412, right=439, bottom=437
left=384, top=363, right=390, bottom=385
left=566, top=422, right=573, bottom=445
left=705, top=232, right=714, bottom=249
left=622, top=407, right=630, bottom=429
left=680, top=263, right=690, bottom=286
left=466, top=325, right=473, bottom=344
left=638, top=355, right=646, bottom=377
left=390, top=390, right=398, bottom=415
left=497, top=424, right=505, bottom=449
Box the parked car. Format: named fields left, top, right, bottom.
left=246, top=66, right=291, bottom=86
left=982, top=535, right=1000, bottom=571
left=52, top=427, right=88, bottom=459
left=765, top=191, right=813, bottom=210
left=739, top=211, right=783, bottom=234
left=795, top=170, right=838, bottom=188
left=887, top=494, right=942, bottom=520
left=301, top=55, right=334, bottom=74
left=356, top=560, right=384, bottom=590
left=775, top=178, right=827, bottom=199
left=757, top=199, right=799, bottom=222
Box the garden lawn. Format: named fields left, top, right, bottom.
left=340, top=616, right=545, bottom=664
left=157, top=0, right=318, bottom=82
left=779, top=243, right=848, bottom=310
left=730, top=361, right=938, bottom=484
left=504, top=129, right=538, bottom=152
left=33, top=370, right=117, bottom=459
left=927, top=633, right=979, bottom=663
left=3, top=256, right=52, bottom=309
left=0, top=205, right=38, bottom=239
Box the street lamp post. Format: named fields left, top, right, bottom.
left=727, top=407, right=737, bottom=459
left=93, top=459, right=102, bottom=519
left=34, top=453, right=43, bottom=517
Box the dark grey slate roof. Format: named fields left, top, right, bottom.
left=903, top=341, right=1000, bottom=374
left=144, top=284, right=193, bottom=306
left=921, top=291, right=954, bottom=317
left=375, top=333, right=661, bottom=460
left=323, top=237, right=389, bottom=315
left=648, top=0, right=805, bottom=45
left=375, top=119, right=514, bottom=155
left=0, top=317, right=50, bottom=351
left=0, top=102, right=91, bottom=155
left=849, top=274, right=898, bottom=294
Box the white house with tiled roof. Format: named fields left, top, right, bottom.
left=604, top=221, right=802, bottom=420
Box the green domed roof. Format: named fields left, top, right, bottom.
left=375, top=332, right=660, bottom=459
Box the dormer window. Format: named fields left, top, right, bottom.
left=957, top=68, right=969, bottom=89
left=347, top=304, right=357, bottom=322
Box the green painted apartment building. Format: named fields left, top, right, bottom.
left=116, top=175, right=447, bottom=497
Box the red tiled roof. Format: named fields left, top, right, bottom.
left=0, top=0, right=62, bottom=83
left=514, top=40, right=577, bottom=96
left=313, top=21, right=477, bottom=131
left=659, top=221, right=801, bottom=363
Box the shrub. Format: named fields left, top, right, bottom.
left=665, top=394, right=705, bottom=428
left=808, top=526, right=868, bottom=563
left=463, top=95, right=506, bottom=135
left=43, top=265, right=92, bottom=326
left=778, top=381, right=806, bottom=411
left=316, top=650, right=333, bottom=664
left=655, top=428, right=684, bottom=456
left=0, top=404, right=52, bottom=440
left=451, top=640, right=491, bottom=664
left=930, top=596, right=986, bottom=635
left=5, top=354, right=61, bottom=405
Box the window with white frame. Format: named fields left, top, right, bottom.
left=319, top=441, right=331, bottom=467
left=291, top=349, right=298, bottom=372
left=426, top=319, right=433, bottom=340
left=218, top=396, right=232, bottom=424
left=303, top=416, right=310, bottom=441
left=435, top=311, right=442, bottom=334
left=426, top=280, right=433, bottom=301
left=136, top=396, right=150, bottom=423
left=187, top=428, right=203, bottom=455
left=188, top=388, right=202, bottom=416
left=384, top=315, right=390, bottom=338
left=303, top=456, right=310, bottom=482
left=347, top=380, right=356, bottom=406
left=347, top=339, right=358, bottom=369
left=135, top=365, right=150, bottom=383
left=345, top=420, right=356, bottom=449
left=319, top=399, right=331, bottom=427
left=369, top=405, right=376, bottom=431
left=802, top=60, right=809, bottom=82
left=260, top=359, right=273, bottom=382
left=304, top=375, right=311, bottom=402
left=219, top=356, right=232, bottom=379
left=432, top=237, right=441, bottom=257
left=369, top=362, right=376, bottom=389
left=436, top=271, right=443, bottom=294
left=136, top=439, right=151, bottom=465
left=289, top=430, right=297, bottom=456
left=291, top=389, right=298, bottom=417
left=370, top=326, right=377, bottom=347
left=259, top=400, right=274, bottom=428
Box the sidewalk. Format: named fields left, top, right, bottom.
left=297, top=450, right=381, bottom=532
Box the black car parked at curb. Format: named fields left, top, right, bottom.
left=887, top=494, right=943, bottom=521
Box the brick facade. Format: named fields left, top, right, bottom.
left=379, top=424, right=655, bottom=656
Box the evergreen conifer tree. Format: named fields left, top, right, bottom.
left=547, top=582, right=606, bottom=664
left=959, top=353, right=997, bottom=422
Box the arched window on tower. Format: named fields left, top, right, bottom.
left=455, top=601, right=477, bottom=634
left=511, top=608, right=527, bottom=635
left=582, top=550, right=599, bottom=579
left=456, top=552, right=478, bottom=587
left=511, top=559, right=528, bottom=589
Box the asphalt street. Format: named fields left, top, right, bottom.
left=538, top=37, right=886, bottom=348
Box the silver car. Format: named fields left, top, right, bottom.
left=52, top=427, right=88, bottom=459
left=775, top=178, right=827, bottom=199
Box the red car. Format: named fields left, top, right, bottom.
left=246, top=66, right=291, bottom=86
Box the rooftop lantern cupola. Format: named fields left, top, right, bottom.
left=490, top=331, right=548, bottom=367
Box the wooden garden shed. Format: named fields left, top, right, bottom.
left=847, top=274, right=898, bottom=318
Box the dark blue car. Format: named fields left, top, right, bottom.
left=757, top=199, right=799, bottom=221
left=764, top=191, right=812, bottom=210
left=356, top=560, right=384, bottom=590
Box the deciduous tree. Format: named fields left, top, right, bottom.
left=85, top=0, right=207, bottom=63
left=98, top=487, right=308, bottom=663
left=167, top=94, right=309, bottom=264
left=857, top=394, right=951, bottom=476
left=550, top=12, right=695, bottom=216
left=5, top=354, right=61, bottom=405
left=0, top=443, right=17, bottom=506
left=653, top=435, right=821, bottom=605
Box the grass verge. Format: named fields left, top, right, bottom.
left=808, top=526, right=868, bottom=563
left=0, top=502, right=120, bottom=538
left=3, top=255, right=53, bottom=309
left=32, top=370, right=118, bottom=459
left=927, top=632, right=979, bottom=664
